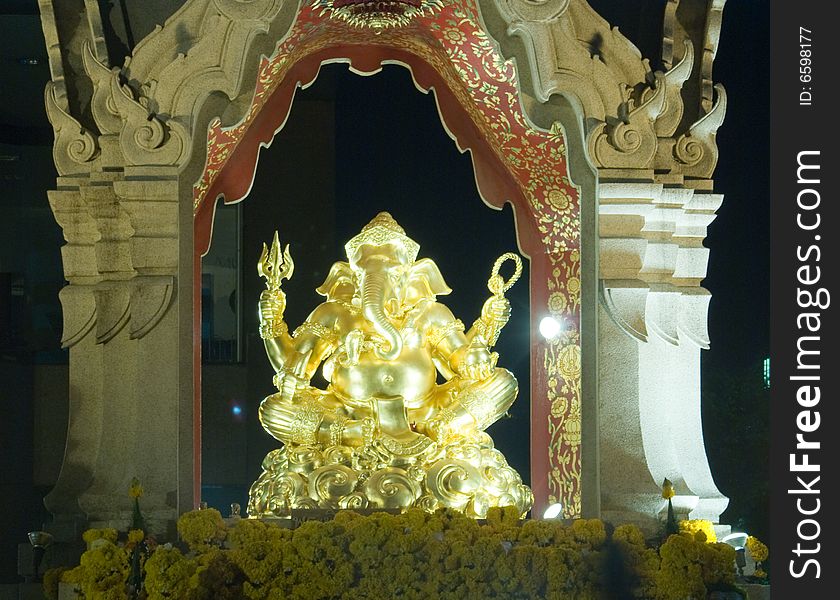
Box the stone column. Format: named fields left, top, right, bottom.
left=44, top=167, right=195, bottom=539
left=598, top=178, right=728, bottom=529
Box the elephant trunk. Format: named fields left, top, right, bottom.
left=362, top=270, right=402, bottom=361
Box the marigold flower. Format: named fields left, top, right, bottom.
left=661, top=478, right=675, bottom=499
left=746, top=535, right=769, bottom=562
left=679, top=519, right=717, bottom=543
left=127, top=529, right=145, bottom=544
left=82, top=528, right=118, bottom=545
left=129, top=477, right=143, bottom=499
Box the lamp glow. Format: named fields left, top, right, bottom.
left=543, top=503, right=563, bottom=519
left=539, top=316, right=562, bottom=339
left=230, top=401, right=245, bottom=422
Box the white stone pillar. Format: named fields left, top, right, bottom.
left=598, top=179, right=728, bottom=529
left=44, top=168, right=195, bottom=538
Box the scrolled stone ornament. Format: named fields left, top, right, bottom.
left=212, top=0, right=285, bottom=21
left=247, top=213, right=532, bottom=518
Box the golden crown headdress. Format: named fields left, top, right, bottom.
left=345, top=212, right=420, bottom=265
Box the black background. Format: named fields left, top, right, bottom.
left=770, top=1, right=836, bottom=595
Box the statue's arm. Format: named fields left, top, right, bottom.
left=288, top=302, right=343, bottom=381
left=418, top=302, right=516, bottom=443
left=424, top=302, right=496, bottom=381
left=463, top=295, right=512, bottom=348
left=259, top=293, right=340, bottom=380
left=259, top=289, right=294, bottom=372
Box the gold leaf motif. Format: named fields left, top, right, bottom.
left=308, top=464, right=358, bottom=506
left=563, top=412, right=581, bottom=447
left=547, top=291, right=568, bottom=315
left=547, top=189, right=570, bottom=210
left=557, top=344, right=581, bottom=381
left=425, top=459, right=481, bottom=510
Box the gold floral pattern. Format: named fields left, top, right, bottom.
left=547, top=188, right=571, bottom=210
left=567, top=276, right=581, bottom=298
left=192, top=0, right=582, bottom=516
left=442, top=27, right=467, bottom=45
left=547, top=291, right=567, bottom=315
left=557, top=344, right=581, bottom=381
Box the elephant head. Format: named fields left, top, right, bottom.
left=345, top=213, right=450, bottom=361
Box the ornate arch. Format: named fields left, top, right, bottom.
left=41, top=0, right=728, bottom=529
left=187, top=0, right=586, bottom=517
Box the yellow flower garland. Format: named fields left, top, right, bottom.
left=745, top=535, right=769, bottom=562
left=57, top=507, right=748, bottom=599
left=678, top=519, right=718, bottom=543
left=177, top=507, right=227, bottom=552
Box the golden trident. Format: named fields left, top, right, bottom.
left=258, top=231, right=294, bottom=292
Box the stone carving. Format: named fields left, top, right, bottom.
left=213, top=0, right=286, bottom=21
left=671, top=84, right=727, bottom=178
left=600, top=281, right=648, bottom=343
left=58, top=286, right=97, bottom=349
left=589, top=76, right=665, bottom=169
left=94, top=286, right=132, bottom=344
left=663, top=0, right=727, bottom=114
left=501, top=0, right=570, bottom=22
left=44, top=83, right=99, bottom=175
left=661, top=0, right=680, bottom=70
left=649, top=41, right=694, bottom=138
left=129, top=277, right=176, bottom=340
left=82, top=42, right=122, bottom=136
left=486, top=0, right=726, bottom=175
left=110, top=80, right=187, bottom=166
left=677, top=289, right=712, bottom=350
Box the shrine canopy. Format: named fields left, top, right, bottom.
left=192, top=0, right=584, bottom=519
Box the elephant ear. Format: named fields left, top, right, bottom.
left=405, top=258, right=452, bottom=301
left=315, top=261, right=355, bottom=298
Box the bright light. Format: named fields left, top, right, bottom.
left=232, top=405, right=243, bottom=416
left=539, top=316, right=562, bottom=340
left=543, top=503, right=563, bottom=519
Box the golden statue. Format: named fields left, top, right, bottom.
left=247, top=213, right=533, bottom=518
